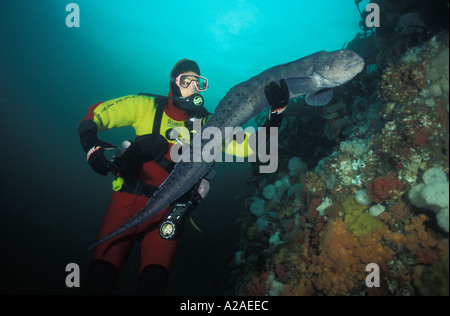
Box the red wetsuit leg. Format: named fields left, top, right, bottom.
left=92, top=191, right=148, bottom=271
left=93, top=191, right=178, bottom=274
left=138, top=204, right=179, bottom=274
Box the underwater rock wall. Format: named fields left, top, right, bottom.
left=232, top=33, right=449, bottom=296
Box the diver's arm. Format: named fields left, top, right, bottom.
left=77, top=95, right=150, bottom=175
left=78, top=119, right=116, bottom=176
left=79, top=95, right=151, bottom=132
left=223, top=79, right=289, bottom=158
left=223, top=131, right=256, bottom=158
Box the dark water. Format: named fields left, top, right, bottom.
left=0, top=0, right=363, bottom=295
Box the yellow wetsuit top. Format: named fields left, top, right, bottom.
left=79, top=94, right=255, bottom=159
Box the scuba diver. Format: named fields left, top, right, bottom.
left=77, top=59, right=289, bottom=295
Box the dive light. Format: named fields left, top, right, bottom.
left=159, top=201, right=192, bottom=240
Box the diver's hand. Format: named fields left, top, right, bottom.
left=264, top=79, right=289, bottom=127
left=80, top=130, right=116, bottom=176
left=86, top=143, right=117, bottom=176
left=265, top=79, right=289, bottom=114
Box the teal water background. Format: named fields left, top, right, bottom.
left=0, top=0, right=367, bottom=295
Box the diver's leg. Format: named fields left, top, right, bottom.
left=137, top=264, right=169, bottom=296
left=137, top=206, right=179, bottom=295
left=84, top=191, right=140, bottom=294
left=85, top=260, right=118, bottom=295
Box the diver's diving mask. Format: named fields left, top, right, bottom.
left=174, top=74, right=208, bottom=92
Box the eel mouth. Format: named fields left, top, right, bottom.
left=347, top=58, right=365, bottom=72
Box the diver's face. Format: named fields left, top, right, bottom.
left=179, top=71, right=200, bottom=97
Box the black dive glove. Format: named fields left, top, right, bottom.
left=264, top=79, right=290, bottom=127
left=79, top=129, right=117, bottom=176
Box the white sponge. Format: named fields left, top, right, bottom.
left=421, top=181, right=449, bottom=211
left=437, top=208, right=449, bottom=233
left=409, top=167, right=449, bottom=233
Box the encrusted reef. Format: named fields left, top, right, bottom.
left=231, top=31, right=449, bottom=296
